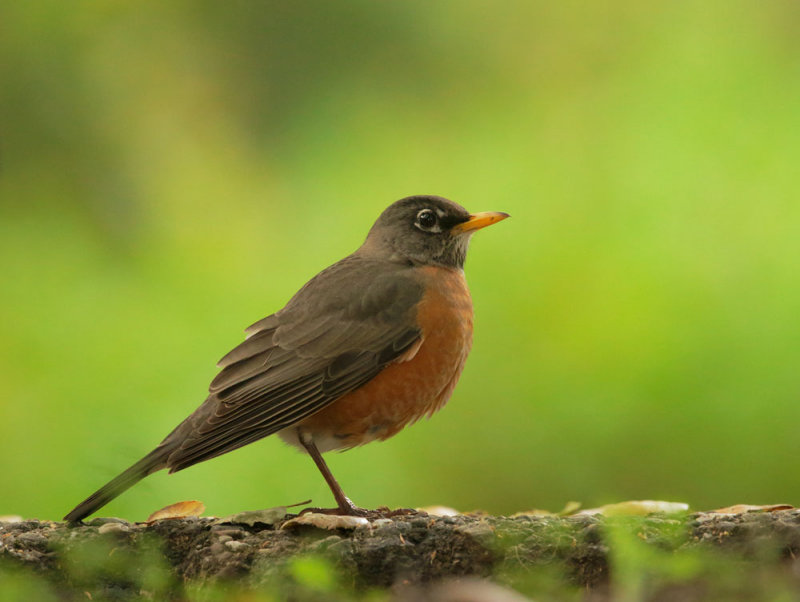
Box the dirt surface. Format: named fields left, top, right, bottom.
left=3, top=510, right=800, bottom=600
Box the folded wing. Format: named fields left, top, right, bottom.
left=163, top=256, right=424, bottom=471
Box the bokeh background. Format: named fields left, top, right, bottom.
left=2, top=1, right=799, bottom=522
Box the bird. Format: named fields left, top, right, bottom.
left=64, top=195, right=509, bottom=523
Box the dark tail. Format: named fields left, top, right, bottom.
left=63, top=449, right=168, bottom=523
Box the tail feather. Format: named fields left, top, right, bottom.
left=63, top=449, right=168, bottom=523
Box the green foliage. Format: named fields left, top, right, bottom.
left=1, top=1, right=799, bottom=524
left=605, top=516, right=796, bottom=601
left=288, top=556, right=338, bottom=593
left=0, top=531, right=175, bottom=601
left=0, top=564, right=58, bottom=602
left=184, top=580, right=282, bottom=602
left=57, top=533, right=175, bottom=599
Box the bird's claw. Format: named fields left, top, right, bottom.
left=298, top=504, right=423, bottom=519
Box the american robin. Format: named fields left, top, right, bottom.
left=64, top=195, right=508, bottom=522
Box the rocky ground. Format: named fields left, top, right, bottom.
left=3, top=508, right=800, bottom=600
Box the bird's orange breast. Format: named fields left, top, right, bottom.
left=290, top=266, right=473, bottom=452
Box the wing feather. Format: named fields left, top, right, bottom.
left=163, top=256, right=425, bottom=472
left=216, top=326, right=278, bottom=367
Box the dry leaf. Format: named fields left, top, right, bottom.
left=511, top=501, right=583, bottom=518
left=577, top=500, right=689, bottom=516
left=558, top=501, right=582, bottom=516
left=146, top=500, right=205, bottom=522
left=710, top=503, right=794, bottom=515
left=0, top=515, right=23, bottom=523
left=281, top=513, right=369, bottom=531
left=214, top=507, right=288, bottom=526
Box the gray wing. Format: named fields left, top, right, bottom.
left=162, top=255, right=424, bottom=472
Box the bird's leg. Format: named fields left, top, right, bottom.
left=297, top=429, right=367, bottom=516
left=296, top=429, right=421, bottom=518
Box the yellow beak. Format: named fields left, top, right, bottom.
left=452, top=211, right=510, bottom=233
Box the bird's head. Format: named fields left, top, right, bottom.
left=361, top=195, right=509, bottom=269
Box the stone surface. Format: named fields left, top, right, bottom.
left=2, top=510, right=800, bottom=600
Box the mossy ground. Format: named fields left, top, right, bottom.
left=3, top=510, right=800, bottom=600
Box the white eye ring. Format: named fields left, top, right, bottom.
left=415, top=209, right=441, bottom=233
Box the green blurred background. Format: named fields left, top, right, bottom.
left=1, top=1, right=799, bottom=522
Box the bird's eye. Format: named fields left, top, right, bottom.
left=415, top=209, right=438, bottom=231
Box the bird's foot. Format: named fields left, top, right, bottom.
left=298, top=504, right=423, bottom=519
left=298, top=505, right=369, bottom=517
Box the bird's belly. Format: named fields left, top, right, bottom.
left=281, top=267, right=473, bottom=453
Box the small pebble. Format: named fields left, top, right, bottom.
left=87, top=517, right=130, bottom=527
left=16, top=532, right=49, bottom=548
left=98, top=522, right=131, bottom=535
left=225, top=540, right=250, bottom=552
